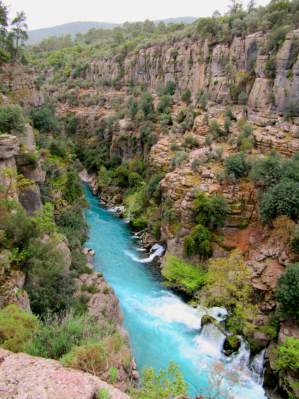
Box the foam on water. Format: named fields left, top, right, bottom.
left=125, top=243, right=165, bottom=263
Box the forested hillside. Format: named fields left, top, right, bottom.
left=2, top=0, right=299, bottom=398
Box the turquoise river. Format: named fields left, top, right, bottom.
left=84, top=184, right=267, bottom=398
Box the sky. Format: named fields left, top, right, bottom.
left=8, top=0, right=271, bottom=31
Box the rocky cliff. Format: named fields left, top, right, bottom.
left=0, top=348, right=131, bottom=399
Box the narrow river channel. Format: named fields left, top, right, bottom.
left=84, top=184, right=266, bottom=398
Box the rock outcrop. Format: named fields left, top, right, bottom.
left=0, top=348, right=131, bottom=399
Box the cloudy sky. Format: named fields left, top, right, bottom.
left=8, top=0, right=271, bottom=31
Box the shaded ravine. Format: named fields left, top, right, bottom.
left=84, top=184, right=266, bottom=398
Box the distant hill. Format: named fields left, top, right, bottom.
left=27, top=22, right=120, bottom=45
left=27, top=17, right=197, bottom=45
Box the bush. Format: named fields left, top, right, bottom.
left=191, top=158, right=201, bottom=172
left=24, top=310, right=114, bottom=360
left=0, top=105, right=26, bottom=136
left=238, top=92, right=248, bottom=105
left=24, top=152, right=38, bottom=170
left=224, top=118, right=232, bottom=134
left=28, top=105, right=57, bottom=133
left=225, top=153, right=250, bottom=177
left=265, top=56, right=276, bottom=79
left=276, top=263, right=299, bottom=320
left=181, top=89, right=191, bottom=105
left=162, top=254, right=207, bottom=293
left=164, top=80, right=176, bottom=95
left=209, top=120, right=222, bottom=139
left=274, top=337, right=299, bottom=372
left=170, top=151, right=189, bottom=169
left=157, top=95, right=171, bottom=114
left=193, top=191, right=229, bottom=229
left=183, top=224, right=211, bottom=257
left=60, top=342, right=106, bottom=374
left=0, top=305, right=38, bottom=353
left=129, top=172, right=143, bottom=187
left=259, top=180, right=299, bottom=222
left=251, top=156, right=282, bottom=185
left=63, top=172, right=84, bottom=204
left=284, top=101, right=298, bottom=121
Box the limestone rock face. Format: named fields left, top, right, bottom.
left=0, top=135, right=19, bottom=159
left=0, top=348, right=131, bottom=399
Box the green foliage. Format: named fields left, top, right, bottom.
left=181, top=89, right=191, bottom=105
left=58, top=207, right=90, bottom=250
left=265, top=56, right=276, bottom=79
left=24, top=152, right=38, bottom=169
left=28, top=105, right=57, bottom=133
left=33, top=203, right=57, bottom=236
left=224, top=117, right=232, bottom=134
left=224, top=152, right=250, bottom=177
left=130, top=360, right=188, bottom=399
left=284, top=101, right=298, bottom=121
left=63, top=172, right=84, bottom=204
left=0, top=305, right=38, bottom=353
left=251, top=156, right=283, bottom=185
left=274, top=337, right=299, bottom=372
left=191, top=158, right=201, bottom=172
left=129, top=172, right=143, bottom=187
left=24, top=310, right=112, bottom=360
left=0, top=105, right=26, bottom=136
left=163, top=80, right=176, bottom=95
left=193, top=191, right=229, bottom=229
left=238, top=92, right=248, bottom=105
left=184, top=224, right=211, bottom=257
left=259, top=180, right=299, bottom=222
left=170, top=151, right=189, bottom=170
left=162, top=254, right=207, bottom=293
left=275, top=263, right=299, bottom=320
left=209, top=119, right=223, bottom=139
left=157, top=95, right=171, bottom=114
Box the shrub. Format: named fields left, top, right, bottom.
left=164, top=80, right=176, bottom=95
left=275, top=263, right=299, bottom=320
left=181, top=89, right=191, bottom=105
left=225, top=153, right=250, bottom=177
left=60, top=342, right=106, bottom=374
left=238, top=92, right=248, bottom=105
left=225, top=106, right=234, bottom=120
left=224, top=118, right=232, bottom=135
left=24, top=310, right=114, bottom=360
left=251, top=156, right=282, bottom=185
left=129, top=172, right=143, bottom=187
left=103, top=287, right=109, bottom=294
left=209, top=120, right=222, bottom=139
left=148, top=132, right=159, bottom=147
left=183, top=224, right=211, bottom=257
left=0, top=304, right=38, bottom=352
left=170, top=151, right=189, bottom=169
left=265, top=56, right=276, bottom=79
left=162, top=254, right=207, bottom=293
left=0, top=105, right=26, bottom=136
left=28, top=105, right=57, bottom=133
left=193, top=191, right=229, bottom=229
left=274, top=337, right=299, bottom=372
left=191, top=158, right=201, bottom=172
left=203, top=112, right=209, bottom=123
left=284, top=101, right=298, bottom=121
left=64, top=172, right=84, bottom=204
left=157, top=95, right=171, bottom=114
left=259, top=180, right=299, bottom=222
left=24, top=152, right=38, bottom=169
left=205, top=134, right=212, bottom=147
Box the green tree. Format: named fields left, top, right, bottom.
left=184, top=224, right=211, bottom=257
left=193, top=191, right=229, bottom=229
left=275, top=263, right=299, bottom=320
left=11, top=11, right=28, bottom=59
left=0, top=104, right=26, bottom=135
left=225, top=152, right=250, bottom=177
left=259, top=180, right=299, bottom=222
left=130, top=360, right=188, bottom=399
left=162, top=254, right=207, bottom=293
left=181, top=89, right=191, bottom=105
left=251, top=156, right=282, bottom=185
